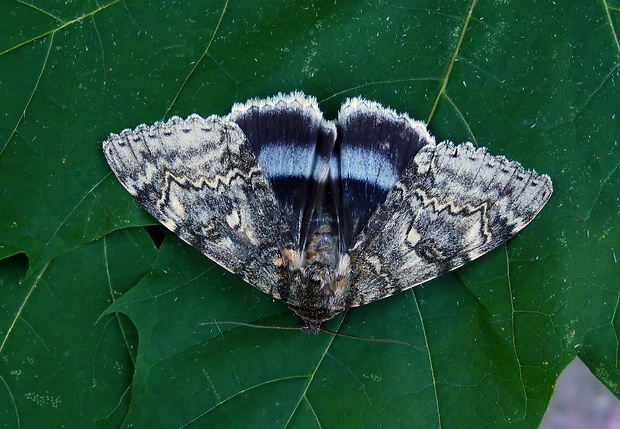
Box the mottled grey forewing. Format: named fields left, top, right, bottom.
left=103, top=114, right=296, bottom=298
left=346, top=141, right=553, bottom=307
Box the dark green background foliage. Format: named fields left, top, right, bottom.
left=1, top=0, right=619, bottom=427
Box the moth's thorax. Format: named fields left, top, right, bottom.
left=282, top=201, right=352, bottom=327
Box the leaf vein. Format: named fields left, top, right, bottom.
left=163, top=0, right=230, bottom=119
left=602, top=0, right=620, bottom=55
left=412, top=288, right=442, bottom=428
left=427, top=0, right=478, bottom=124
left=0, top=262, right=49, bottom=354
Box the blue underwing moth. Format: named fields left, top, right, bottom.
left=103, top=92, right=553, bottom=333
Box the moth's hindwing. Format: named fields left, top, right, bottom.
left=227, top=92, right=337, bottom=248
left=103, top=114, right=296, bottom=298
left=335, top=98, right=435, bottom=247
left=347, top=141, right=553, bottom=307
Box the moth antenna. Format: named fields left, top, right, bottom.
left=200, top=321, right=423, bottom=349
left=199, top=320, right=303, bottom=332
left=319, top=327, right=425, bottom=350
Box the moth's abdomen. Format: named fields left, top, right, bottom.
left=304, top=200, right=340, bottom=269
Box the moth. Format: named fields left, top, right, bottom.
left=103, top=92, right=553, bottom=333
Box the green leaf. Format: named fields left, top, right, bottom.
left=1, top=0, right=619, bottom=427
left=0, top=228, right=156, bottom=427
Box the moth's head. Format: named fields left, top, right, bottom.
left=284, top=254, right=352, bottom=333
